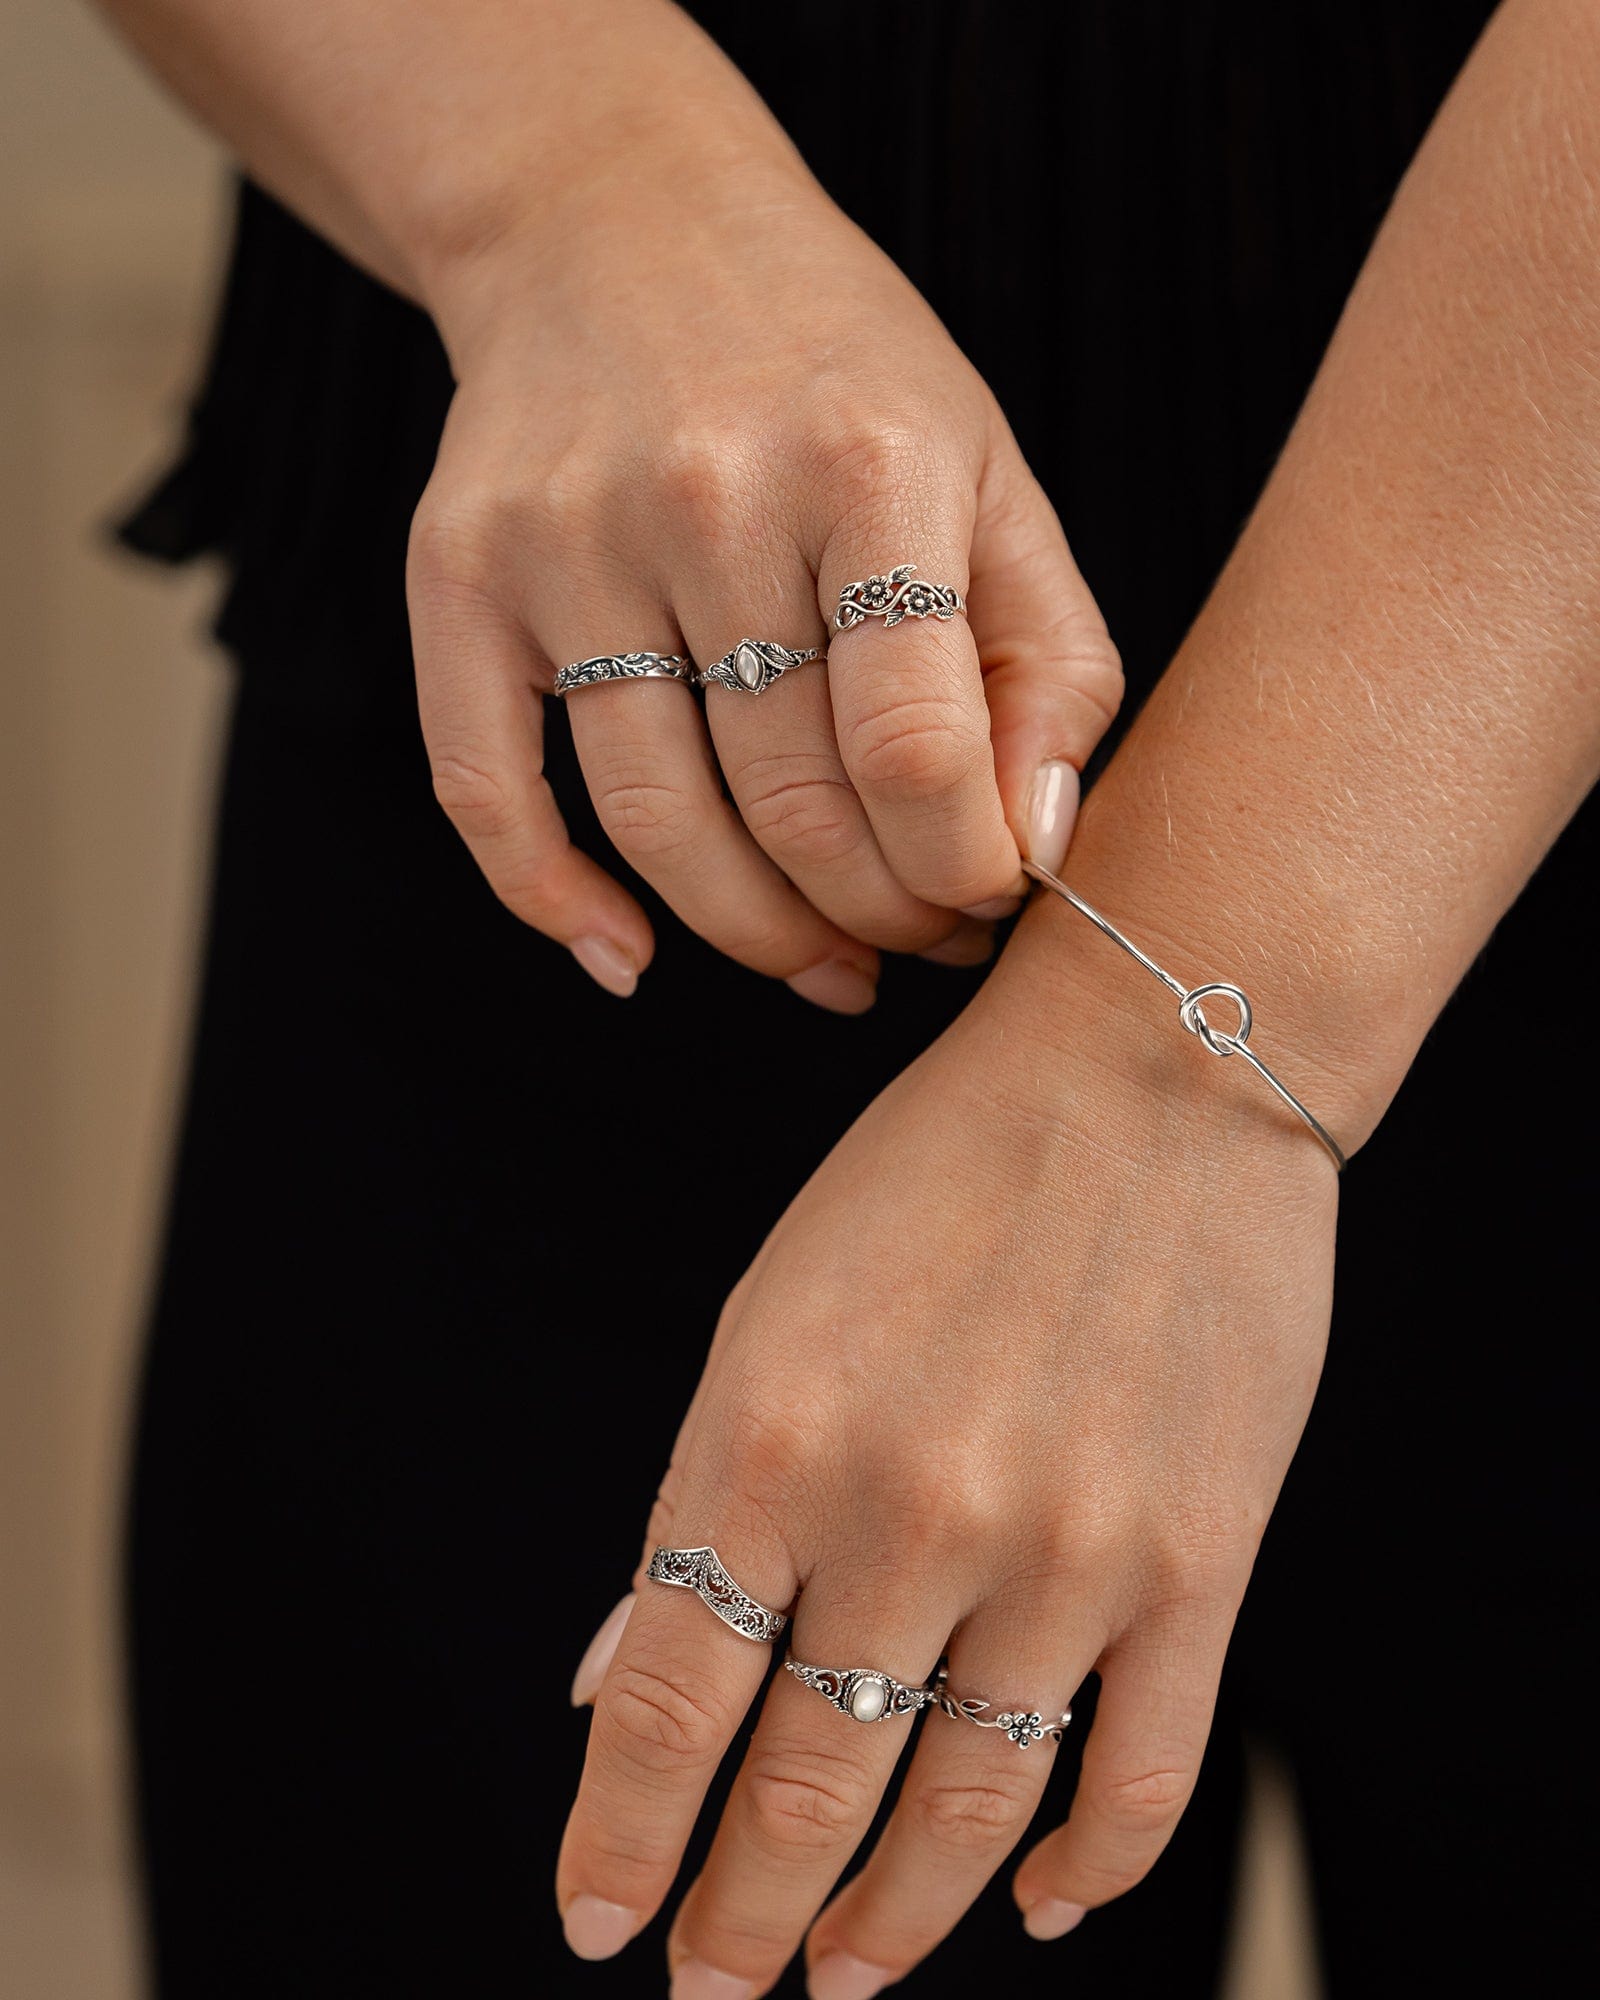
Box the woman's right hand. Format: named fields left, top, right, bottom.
left=405, top=24, right=1122, bottom=1006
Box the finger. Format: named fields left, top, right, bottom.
left=804, top=1605, right=1094, bottom=1997
left=817, top=470, right=1023, bottom=913
left=667, top=1573, right=960, bottom=1999
left=1012, top=1617, right=1222, bottom=1940
left=407, top=546, right=654, bottom=995
left=968, top=444, right=1125, bottom=877
left=557, top=1537, right=798, bottom=1966
left=548, top=592, right=881, bottom=1011
left=678, top=554, right=969, bottom=957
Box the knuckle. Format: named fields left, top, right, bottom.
left=743, top=1744, right=875, bottom=1855
left=844, top=697, right=987, bottom=801
left=408, top=491, right=508, bottom=602
left=591, top=770, right=701, bottom=862
left=721, top=1400, right=818, bottom=1509
left=656, top=428, right=750, bottom=542
left=430, top=752, right=516, bottom=838
left=736, top=757, right=864, bottom=870
left=601, top=1660, right=726, bottom=1773
left=1096, top=1765, right=1195, bottom=1834
left=816, top=417, right=937, bottom=517
left=913, top=1776, right=1036, bottom=1858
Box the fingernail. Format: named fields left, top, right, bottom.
left=809, top=1950, right=894, bottom=2000
left=671, top=1963, right=756, bottom=2000
left=1026, top=760, right=1080, bottom=877
left=570, top=1593, right=634, bottom=1706
left=960, top=895, right=1022, bottom=921
left=563, top=1895, right=640, bottom=1960
left=786, top=960, right=877, bottom=1014
left=1022, top=1897, right=1087, bottom=1941
left=919, top=920, right=995, bottom=968
left=571, top=935, right=638, bottom=998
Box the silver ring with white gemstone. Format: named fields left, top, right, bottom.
left=784, top=1658, right=938, bottom=1723
left=934, top=1670, right=1072, bottom=1749
left=695, top=638, right=823, bottom=696
left=833, top=563, right=966, bottom=633
left=644, top=1545, right=789, bottom=1644
left=554, top=651, right=694, bottom=696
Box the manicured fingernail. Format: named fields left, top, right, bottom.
left=571, top=935, right=638, bottom=998
left=786, top=960, right=877, bottom=1014
left=671, top=1963, right=756, bottom=2000
left=563, top=1895, right=640, bottom=1960
left=809, top=1950, right=894, bottom=2000
left=570, top=1593, right=634, bottom=1706
left=1026, top=760, right=1079, bottom=877
left=1022, top=1897, right=1087, bottom=1941
left=960, top=895, right=1022, bottom=921
left=919, top=920, right=995, bottom=968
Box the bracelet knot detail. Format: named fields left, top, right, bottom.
left=1023, top=863, right=1346, bottom=1172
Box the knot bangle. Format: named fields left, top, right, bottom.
left=1024, top=863, right=1347, bottom=1172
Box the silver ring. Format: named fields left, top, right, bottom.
left=696, top=638, right=823, bottom=696
left=934, top=1671, right=1072, bottom=1749
left=645, top=1545, right=789, bottom=1644
left=833, top=564, right=966, bottom=633
left=784, top=1658, right=938, bottom=1723
left=554, top=652, right=693, bottom=696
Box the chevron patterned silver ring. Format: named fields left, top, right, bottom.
left=645, top=1545, right=789, bottom=1644
left=695, top=638, right=823, bottom=696
left=554, top=652, right=694, bottom=696
left=784, top=1658, right=938, bottom=1723
left=834, top=563, right=966, bottom=633
left=934, top=1670, right=1073, bottom=1749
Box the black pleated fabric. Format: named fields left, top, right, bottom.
left=123, top=5, right=1592, bottom=1995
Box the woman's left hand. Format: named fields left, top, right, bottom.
left=555, top=921, right=1338, bottom=1996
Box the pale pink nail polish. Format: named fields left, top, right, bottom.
left=808, top=1949, right=894, bottom=2000
left=1026, top=760, right=1080, bottom=877
left=960, top=895, right=1023, bottom=921
left=571, top=935, right=638, bottom=998
left=563, top=1895, right=640, bottom=1960
left=670, top=1962, right=756, bottom=2000
left=786, top=960, right=877, bottom=1014
left=570, top=1594, right=634, bottom=1707
left=1022, top=1897, right=1087, bottom=1941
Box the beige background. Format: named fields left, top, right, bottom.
left=0, top=6, right=1319, bottom=1994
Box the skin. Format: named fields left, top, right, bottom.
left=553, top=4, right=1600, bottom=1995
left=95, top=0, right=1600, bottom=1993
left=99, top=0, right=1122, bottom=1008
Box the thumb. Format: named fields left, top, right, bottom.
left=970, top=446, right=1123, bottom=876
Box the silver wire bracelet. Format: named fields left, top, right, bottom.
left=1023, top=862, right=1347, bottom=1171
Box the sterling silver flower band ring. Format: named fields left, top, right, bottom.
left=553, top=561, right=967, bottom=700
left=645, top=1546, right=1074, bottom=1745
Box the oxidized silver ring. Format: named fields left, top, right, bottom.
left=645, top=1545, right=789, bottom=1644
left=934, top=1671, right=1072, bottom=1749
left=554, top=652, right=694, bottom=696
left=834, top=564, right=966, bottom=633
left=785, top=1658, right=938, bottom=1723
left=696, top=639, right=823, bottom=696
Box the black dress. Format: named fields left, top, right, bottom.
left=121, top=4, right=1592, bottom=1993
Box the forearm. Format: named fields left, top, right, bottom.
left=92, top=0, right=808, bottom=334
left=994, top=0, right=1600, bottom=1156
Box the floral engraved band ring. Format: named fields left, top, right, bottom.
left=833, top=563, right=966, bottom=632
left=784, top=1658, right=939, bottom=1723
left=644, top=1546, right=790, bottom=1643
left=695, top=638, right=823, bottom=696
left=935, top=1671, right=1073, bottom=1749
left=553, top=651, right=694, bottom=695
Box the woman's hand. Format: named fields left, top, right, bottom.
left=555, top=925, right=1337, bottom=1995
left=406, top=53, right=1120, bottom=1007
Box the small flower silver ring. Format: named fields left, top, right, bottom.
left=933, top=1669, right=1073, bottom=1749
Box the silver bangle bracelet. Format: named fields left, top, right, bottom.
left=1024, top=862, right=1347, bottom=1172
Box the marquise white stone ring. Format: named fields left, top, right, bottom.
left=695, top=638, right=824, bottom=696
left=784, top=1657, right=939, bottom=1724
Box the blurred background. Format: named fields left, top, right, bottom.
left=0, top=6, right=1319, bottom=1994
